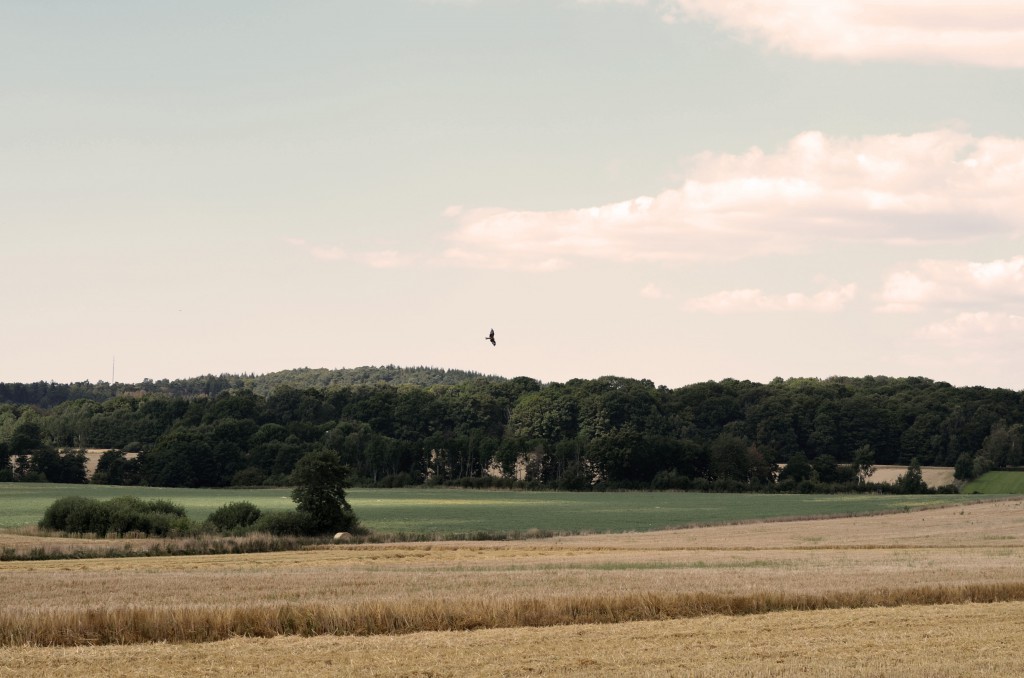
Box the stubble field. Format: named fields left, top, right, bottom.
left=2, top=498, right=1024, bottom=675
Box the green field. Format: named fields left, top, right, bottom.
left=962, top=471, right=1024, bottom=494
left=0, top=484, right=987, bottom=534
left=0, top=484, right=298, bottom=530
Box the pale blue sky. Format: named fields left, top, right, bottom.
left=3, top=1, right=1024, bottom=388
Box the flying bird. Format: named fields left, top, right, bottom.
left=485, top=328, right=496, bottom=346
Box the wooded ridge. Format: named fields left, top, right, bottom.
left=1, top=369, right=1020, bottom=490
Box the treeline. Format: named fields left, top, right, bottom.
left=1, top=374, right=1022, bottom=490
left=0, top=365, right=500, bottom=408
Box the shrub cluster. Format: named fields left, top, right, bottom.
left=203, top=500, right=356, bottom=537
left=38, top=492, right=365, bottom=540
left=205, top=501, right=263, bottom=531
left=40, top=496, right=193, bottom=537
left=250, top=510, right=318, bottom=536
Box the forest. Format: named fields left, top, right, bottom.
left=1, top=367, right=1022, bottom=491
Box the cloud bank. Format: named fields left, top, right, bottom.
left=666, top=0, right=1024, bottom=68
left=686, top=283, right=856, bottom=313
left=919, top=312, right=1024, bottom=355
left=445, top=130, right=1024, bottom=270
left=880, top=256, right=1024, bottom=312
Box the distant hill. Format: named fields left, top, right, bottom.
left=0, top=366, right=504, bottom=408
left=241, top=366, right=504, bottom=395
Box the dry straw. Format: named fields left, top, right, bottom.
left=4, top=582, right=1024, bottom=646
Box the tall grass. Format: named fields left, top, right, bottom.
left=0, top=533, right=328, bottom=562
left=4, top=583, right=1024, bottom=646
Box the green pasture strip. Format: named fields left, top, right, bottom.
left=962, top=471, right=1024, bottom=494
left=0, top=484, right=981, bottom=533
left=0, top=484, right=296, bottom=529
left=343, top=488, right=978, bottom=535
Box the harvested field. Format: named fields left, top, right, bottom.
left=1, top=499, right=1023, bottom=649
left=868, top=465, right=956, bottom=487
left=2, top=602, right=1024, bottom=677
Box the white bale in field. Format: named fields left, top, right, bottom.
left=333, top=532, right=352, bottom=543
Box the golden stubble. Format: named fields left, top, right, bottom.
left=3, top=500, right=1023, bottom=612
left=2, top=602, right=1023, bottom=677
left=2, top=499, right=1024, bottom=660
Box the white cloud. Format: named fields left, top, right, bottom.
left=640, top=283, right=668, bottom=299
left=686, top=283, right=856, bottom=313
left=919, top=311, right=1024, bottom=348
left=445, top=130, right=1024, bottom=269
left=879, top=256, right=1024, bottom=312
left=666, top=0, right=1024, bottom=68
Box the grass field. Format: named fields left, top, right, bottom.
left=2, top=498, right=1024, bottom=676
left=0, top=483, right=985, bottom=533
left=963, top=471, right=1024, bottom=494
left=0, top=484, right=298, bottom=529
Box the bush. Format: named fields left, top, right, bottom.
left=207, top=501, right=263, bottom=531
left=104, top=496, right=190, bottom=536
left=133, top=498, right=187, bottom=517
left=40, top=496, right=108, bottom=534
left=252, top=510, right=318, bottom=536
left=39, top=495, right=193, bottom=537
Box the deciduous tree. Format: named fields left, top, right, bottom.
left=290, top=448, right=357, bottom=533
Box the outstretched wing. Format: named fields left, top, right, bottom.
left=487, top=329, right=496, bottom=346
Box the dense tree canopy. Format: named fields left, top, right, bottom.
left=1, top=372, right=1022, bottom=490
left=0, top=366, right=499, bottom=409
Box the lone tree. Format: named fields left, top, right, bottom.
left=895, top=457, right=928, bottom=494
left=290, top=448, right=358, bottom=534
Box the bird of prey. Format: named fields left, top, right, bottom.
left=485, top=329, right=496, bottom=346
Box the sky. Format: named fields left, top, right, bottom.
left=3, top=0, right=1024, bottom=389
